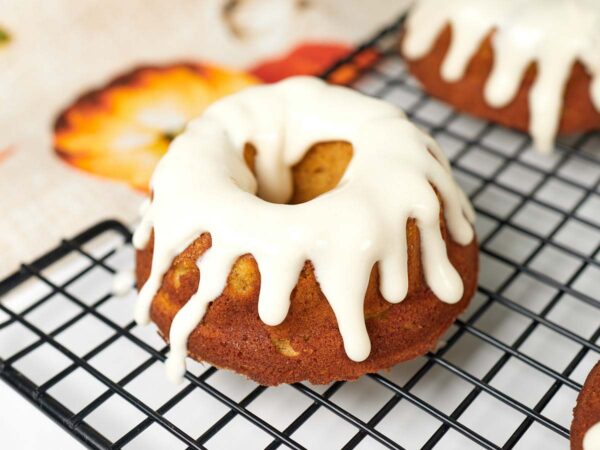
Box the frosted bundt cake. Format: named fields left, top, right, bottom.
left=133, top=76, right=478, bottom=385
left=572, top=361, right=600, bottom=450
left=401, top=0, right=600, bottom=152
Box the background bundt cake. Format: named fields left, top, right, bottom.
left=401, top=0, right=600, bottom=152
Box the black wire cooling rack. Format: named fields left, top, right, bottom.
left=2, top=15, right=600, bottom=450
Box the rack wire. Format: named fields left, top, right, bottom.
left=1, top=15, right=600, bottom=449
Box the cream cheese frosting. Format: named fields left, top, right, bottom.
left=585, top=422, right=600, bottom=450
left=132, top=76, right=475, bottom=382
left=402, top=0, right=600, bottom=152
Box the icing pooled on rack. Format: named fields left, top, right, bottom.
left=132, top=76, right=475, bottom=382
left=585, top=422, right=600, bottom=450
left=402, top=0, right=600, bottom=152
left=112, top=270, right=135, bottom=297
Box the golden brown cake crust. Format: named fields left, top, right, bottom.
left=136, top=234, right=477, bottom=386
left=571, top=361, right=600, bottom=450
left=400, top=26, right=600, bottom=136
left=136, top=224, right=477, bottom=386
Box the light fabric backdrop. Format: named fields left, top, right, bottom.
left=0, top=0, right=411, bottom=278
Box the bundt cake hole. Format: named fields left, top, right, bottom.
left=243, top=141, right=353, bottom=205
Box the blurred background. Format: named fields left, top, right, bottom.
left=0, top=0, right=410, bottom=279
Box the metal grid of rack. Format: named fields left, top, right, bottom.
left=1, top=16, right=600, bottom=449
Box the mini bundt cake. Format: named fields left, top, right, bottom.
left=133, top=76, right=478, bottom=385
left=572, top=361, right=600, bottom=450
left=401, top=0, right=600, bottom=152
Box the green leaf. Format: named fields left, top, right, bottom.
left=0, top=27, right=10, bottom=46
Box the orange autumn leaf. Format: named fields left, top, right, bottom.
left=250, top=43, right=379, bottom=85
left=54, top=46, right=381, bottom=193
left=328, top=49, right=380, bottom=85
left=250, top=42, right=351, bottom=83
left=54, top=63, right=259, bottom=191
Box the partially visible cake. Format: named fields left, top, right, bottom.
left=572, top=361, right=600, bottom=450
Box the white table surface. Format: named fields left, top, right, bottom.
left=0, top=381, right=81, bottom=449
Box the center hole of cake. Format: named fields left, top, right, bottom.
left=243, top=140, right=354, bottom=204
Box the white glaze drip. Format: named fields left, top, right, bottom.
left=402, top=0, right=600, bottom=152
left=584, top=422, right=600, bottom=450
left=132, top=76, right=475, bottom=382
left=112, top=270, right=134, bottom=297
